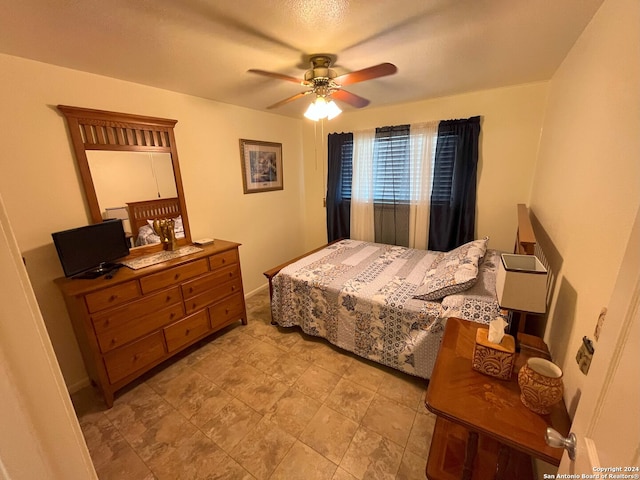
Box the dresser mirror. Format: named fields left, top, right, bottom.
left=58, top=105, right=192, bottom=255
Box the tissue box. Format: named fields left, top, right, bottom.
left=472, top=328, right=516, bottom=380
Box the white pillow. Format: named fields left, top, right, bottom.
left=413, top=237, right=488, bottom=301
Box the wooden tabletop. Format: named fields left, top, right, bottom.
left=425, top=318, right=571, bottom=466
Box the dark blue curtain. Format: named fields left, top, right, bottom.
left=428, top=116, right=481, bottom=251
left=326, top=132, right=353, bottom=242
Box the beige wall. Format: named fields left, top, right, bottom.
left=0, top=54, right=306, bottom=390
left=530, top=0, right=639, bottom=415
left=301, top=82, right=549, bottom=253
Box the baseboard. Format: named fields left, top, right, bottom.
left=244, top=283, right=269, bottom=299
left=67, top=376, right=91, bottom=395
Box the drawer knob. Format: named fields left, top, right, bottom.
left=225, top=308, right=230, bottom=314
left=111, top=338, right=117, bottom=345
left=174, top=273, right=180, bottom=280
left=185, top=328, right=191, bottom=336
left=133, top=354, right=140, bottom=361
left=169, top=312, right=175, bottom=319
left=166, top=295, right=171, bottom=302
left=231, top=286, right=236, bottom=291
left=109, top=295, right=118, bottom=302
left=222, top=259, right=226, bottom=264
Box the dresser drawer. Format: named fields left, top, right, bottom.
left=164, top=310, right=210, bottom=353
left=97, top=303, right=184, bottom=353
left=85, top=281, right=140, bottom=313
left=103, top=332, right=166, bottom=384
left=209, top=293, right=246, bottom=329
left=184, top=278, right=243, bottom=314
left=140, top=258, right=209, bottom=294
left=209, top=249, right=239, bottom=271
left=92, top=286, right=182, bottom=334
left=181, top=264, right=240, bottom=299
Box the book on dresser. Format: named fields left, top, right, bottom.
left=55, top=239, right=247, bottom=407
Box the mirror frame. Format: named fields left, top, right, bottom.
left=58, top=105, right=192, bottom=255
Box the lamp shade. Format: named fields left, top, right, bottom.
left=496, top=254, right=548, bottom=313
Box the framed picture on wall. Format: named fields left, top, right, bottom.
left=239, top=139, right=283, bottom=194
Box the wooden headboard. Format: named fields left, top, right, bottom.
left=126, top=197, right=181, bottom=236
left=515, top=203, right=537, bottom=255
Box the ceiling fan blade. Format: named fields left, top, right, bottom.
left=267, top=91, right=312, bottom=109
left=332, top=89, right=370, bottom=108
left=334, top=63, right=397, bottom=86
left=248, top=69, right=304, bottom=85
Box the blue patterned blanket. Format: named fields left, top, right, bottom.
left=271, top=240, right=502, bottom=379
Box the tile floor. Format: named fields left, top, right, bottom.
left=71, top=287, right=437, bottom=480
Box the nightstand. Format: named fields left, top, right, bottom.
left=424, top=318, right=570, bottom=480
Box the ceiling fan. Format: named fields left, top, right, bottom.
left=248, top=54, right=397, bottom=115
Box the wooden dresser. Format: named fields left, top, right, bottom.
left=55, top=239, right=247, bottom=407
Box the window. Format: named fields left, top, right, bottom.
left=339, top=126, right=439, bottom=204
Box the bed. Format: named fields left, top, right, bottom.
left=126, top=197, right=185, bottom=246
left=265, top=205, right=538, bottom=379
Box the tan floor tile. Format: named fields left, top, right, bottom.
left=243, top=340, right=287, bottom=371
left=79, top=414, right=132, bottom=470
left=299, top=405, right=359, bottom=464
left=146, top=367, right=216, bottom=410
left=191, top=348, right=238, bottom=381
left=104, top=383, right=174, bottom=443
left=270, top=440, right=337, bottom=480
left=265, top=351, right=311, bottom=386
left=127, top=410, right=198, bottom=463
left=342, top=358, right=387, bottom=392
left=361, top=394, right=416, bottom=447
left=294, top=364, right=341, bottom=402
left=201, top=398, right=262, bottom=453
left=332, top=467, right=359, bottom=480
left=93, top=443, right=154, bottom=480
left=376, top=371, right=427, bottom=411
left=181, top=384, right=233, bottom=427
left=148, top=429, right=240, bottom=480
left=289, top=336, right=333, bottom=363
left=339, top=426, right=403, bottom=480
left=217, top=331, right=266, bottom=358
left=311, top=345, right=354, bottom=375
left=230, top=418, right=296, bottom=480
left=264, top=387, right=322, bottom=437
left=396, top=449, right=427, bottom=480
left=405, top=410, right=437, bottom=458
left=212, top=359, right=264, bottom=396
left=325, top=377, right=375, bottom=423
left=235, top=371, right=289, bottom=414
left=261, top=325, right=304, bottom=351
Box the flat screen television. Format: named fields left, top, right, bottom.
left=52, top=219, right=130, bottom=278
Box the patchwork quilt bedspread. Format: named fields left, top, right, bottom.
left=271, top=239, right=502, bottom=379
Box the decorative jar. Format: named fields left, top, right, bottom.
left=517, top=357, right=564, bottom=414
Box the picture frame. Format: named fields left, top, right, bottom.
left=239, top=139, right=283, bottom=194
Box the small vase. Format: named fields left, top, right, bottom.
left=517, top=357, right=564, bottom=414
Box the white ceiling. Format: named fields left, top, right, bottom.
left=0, top=0, right=603, bottom=118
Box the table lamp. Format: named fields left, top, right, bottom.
left=496, top=253, right=548, bottom=335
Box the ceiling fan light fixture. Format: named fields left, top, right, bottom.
left=304, top=96, right=342, bottom=121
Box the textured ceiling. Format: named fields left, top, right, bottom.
left=0, top=0, right=603, bottom=117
